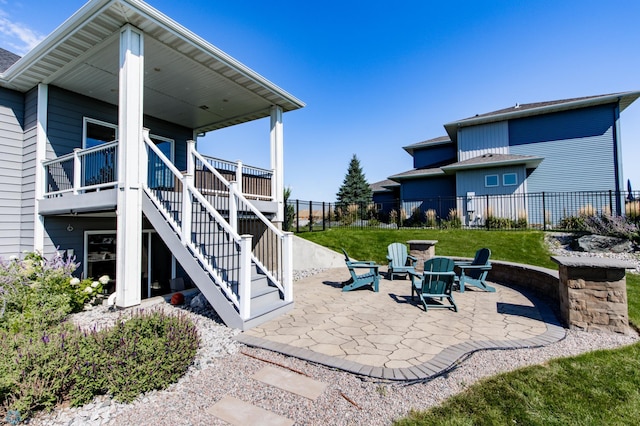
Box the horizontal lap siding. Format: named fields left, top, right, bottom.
left=509, top=105, right=616, bottom=192
left=412, top=145, right=456, bottom=169
left=20, top=90, right=39, bottom=253
left=48, top=86, right=191, bottom=169
left=458, top=121, right=509, bottom=161
left=0, top=88, right=25, bottom=257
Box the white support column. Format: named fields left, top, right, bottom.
left=270, top=105, right=284, bottom=223
left=239, top=234, right=253, bottom=320
left=34, top=84, right=48, bottom=253
left=115, top=25, right=144, bottom=308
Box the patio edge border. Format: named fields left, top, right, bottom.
left=234, top=285, right=566, bottom=381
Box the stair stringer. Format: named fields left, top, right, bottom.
left=142, top=192, right=243, bottom=329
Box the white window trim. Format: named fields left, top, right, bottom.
left=503, top=173, right=518, bottom=186
left=485, top=174, right=499, bottom=187
left=82, top=117, right=118, bottom=149
left=149, top=133, right=175, bottom=162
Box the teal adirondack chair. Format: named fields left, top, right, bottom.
left=409, top=257, right=457, bottom=312
left=341, top=248, right=380, bottom=292
left=386, top=243, right=417, bottom=280
left=455, top=248, right=495, bottom=292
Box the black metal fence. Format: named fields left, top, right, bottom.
left=286, top=190, right=640, bottom=232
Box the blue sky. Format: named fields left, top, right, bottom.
left=2, top=0, right=639, bottom=201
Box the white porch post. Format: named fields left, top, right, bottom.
left=182, top=140, right=195, bottom=244
left=270, top=105, right=284, bottom=224
left=34, top=84, right=47, bottom=253
left=115, top=25, right=144, bottom=308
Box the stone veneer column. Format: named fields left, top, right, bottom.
left=551, top=256, right=633, bottom=335
left=407, top=240, right=438, bottom=272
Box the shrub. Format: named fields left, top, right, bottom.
left=425, top=209, right=437, bottom=228
left=515, top=210, right=528, bottom=229
left=627, top=200, right=640, bottom=224
left=441, top=208, right=462, bottom=229
left=389, top=210, right=398, bottom=225
left=1, top=309, right=199, bottom=420
left=582, top=213, right=638, bottom=240
left=558, top=215, right=586, bottom=231
left=486, top=216, right=513, bottom=229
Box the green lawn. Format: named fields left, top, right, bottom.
left=299, top=228, right=556, bottom=268
left=298, top=228, right=640, bottom=425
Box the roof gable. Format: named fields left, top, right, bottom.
left=0, top=48, right=20, bottom=73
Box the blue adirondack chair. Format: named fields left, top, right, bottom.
left=386, top=242, right=417, bottom=280
left=455, top=248, right=495, bottom=292
left=409, top=257, right=457, bottom=312
left=341, top=248, right=380, bottom=292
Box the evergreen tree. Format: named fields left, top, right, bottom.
left=336, top=154, right=372, bottom=219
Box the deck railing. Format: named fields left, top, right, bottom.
left=42, top=141, right=118, bottom=197
left=41, top=143, right=273, bottom=202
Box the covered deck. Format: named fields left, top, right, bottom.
left=237, top=268, right=565, bottom=380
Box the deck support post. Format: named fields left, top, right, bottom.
left=270, top=105, right=284, bottom=223
left=115, top=25, right=144, bottom=308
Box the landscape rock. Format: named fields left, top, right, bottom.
left=571, top=234, right=634, bottom=253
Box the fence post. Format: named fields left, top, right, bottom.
left=485, top=194, right=490, bottom=230
left=322, top=202, right=326, bottom=231
left=542, top=192, right=546, bottom=231
left=308, top=200, right=313, bottom=232
left=296, top=199, right=300, bottom=233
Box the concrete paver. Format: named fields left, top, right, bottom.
left=236, top=267, right=566, bottom=381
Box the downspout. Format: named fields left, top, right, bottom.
left=612, top=102, right=624, bottom=215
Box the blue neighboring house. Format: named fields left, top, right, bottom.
left=373, top=91, right=640, bottom=225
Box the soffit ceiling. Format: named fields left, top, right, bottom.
left=2, top=0, right=304, bottom=133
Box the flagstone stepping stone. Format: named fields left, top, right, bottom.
left=252, top=365, right=328, bottom=400
left=207, top=396, right=294, bottom=426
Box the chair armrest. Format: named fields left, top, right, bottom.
left=458, top=264, right=491, bottom=271
left=348, top=260, right=377, bottom=267
left=407, top=254, right=417, bottom=264
left=454, top=260, right=472, bottom=266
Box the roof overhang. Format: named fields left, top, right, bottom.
left=402, top=138, right=452, bottom=156
left=0, top=0, right=305, bottom=133
left=388, top=168, right=446, bottom=181
left=441, top=155, right=543, bottom=173
left=443, top=91, right=640, bottom=143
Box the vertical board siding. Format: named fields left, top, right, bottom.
left=509, top=105, right=616, bottom=192
left=412, top=144, right=456, bottom=169
left=0, top=88, right=25, bottom=258
left=458, top=121, right=509, bottom=161
left=400, top=176, right=456, bottom=220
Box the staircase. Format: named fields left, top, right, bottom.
left=142, top=132, right=293, bottom=330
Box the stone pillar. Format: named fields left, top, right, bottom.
left=552, top=256, right=632, bottom=335
left=407, top=240, right=438, bottom=272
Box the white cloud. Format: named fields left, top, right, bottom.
left=0, top=14, right=45, bottom=55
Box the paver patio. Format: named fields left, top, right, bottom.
left=236, top=267, right=566, bottom=380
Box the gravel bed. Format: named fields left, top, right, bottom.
left=29, top=241, right=640, bottom=426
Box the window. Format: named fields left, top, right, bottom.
left=503, top=173, right=518, bottom=186
left=148, top=134, right=175, bottom=189
left=485, top=174, right=499, bottom=187
left=83, top=118, right=117, bottom=148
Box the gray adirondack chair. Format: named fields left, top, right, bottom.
left=455, top=248, right=495, bottom=292
left=386, top=242, right=417, bottom=280
left=409, top=257, right=457, bottom=312
left=341, top=248, right=380, bottom=292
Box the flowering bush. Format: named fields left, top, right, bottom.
left=0, top=251, right=103, bottom=334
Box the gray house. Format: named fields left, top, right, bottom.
left=373, top=92, right=640, bottom=225
left=0, top=0, right=305, bottom=330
